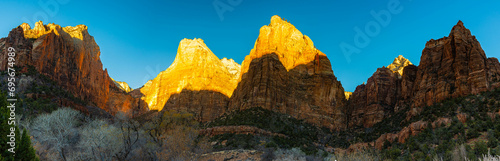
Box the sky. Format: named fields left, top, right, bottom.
left=1, top=0, right=499, bottom=92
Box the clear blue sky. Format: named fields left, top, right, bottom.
left=1, top=0, right=499, bottom=92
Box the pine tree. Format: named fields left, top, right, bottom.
left=0, top=91, right=14, bottom=160
left=15, top=128, right=38, bottom=161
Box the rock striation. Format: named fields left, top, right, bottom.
left=0, top=21, right=146, bottom=115
left=139, top=38, right=240, bottom=122
left=348, top=21, right=500, bottom=128
left=347, top=66, right=403, bottom=128
left=411, top=20, right=500, bottom=109
left=228, top=15, right=346, bottom=129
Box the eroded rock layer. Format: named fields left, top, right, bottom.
left=229, top=15, right=346, bottom=129
left=347, top=21, right=500, bottom=128
left=0, top=21, right=145, bottom=115
left=412, top=21, right=500, bottom=108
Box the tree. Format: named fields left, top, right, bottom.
left=16, top=128, right=38, bottom=161
left=0, top=91, right=14, bottom=160
left=488, top=129, right=499, bottom=148
left=30, top=108, right=82, bottom=161
left=77, top=118, right=122, bottom=161
left=113, top=112, right=140, bottom=161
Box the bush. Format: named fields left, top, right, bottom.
left=384, top=148, right=401, bottom=160
left=474, top=141, right=488, bottom=156
left=467, top=128, right=481, bottom=139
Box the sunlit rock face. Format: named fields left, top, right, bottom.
left=240, top=15, right=329, bottom=75
left=140, top=38, right=240, bottom=121
left=229, top=15, right=346, bottom=129
left=344, top=91, right=353, bottom=100
left=0, top=21, right=146, bottom=115
left=111, top=78, right=133, bottom=93
left=411, top=21, right=500, bottom=108
left=387, top=55, right=413, bottom=77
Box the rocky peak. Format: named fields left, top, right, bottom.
left=140, top=38, right=240, bottom=114
left=241, top=15, right=325, bottom=76
left=387, top=55, right=412, bottom=76
left=220, top=57, right=241, bottom=78
left=412, top=20, right=500, bottom=108
left=1, top=21, right=146, bottom=116
left=20, top=21, right=88, bottom=40
left=111, top=78, right=133, bottom=93
left=449, top=20, right=470, bottom=38
left=344, top=91, right=353, bottom=100
left=229, top=15, right=346, bottom=129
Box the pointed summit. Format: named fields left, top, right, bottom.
left=241, top=15, right=325, bottom=75
left=387, top=55, right=412, bottom=76
left=140, top=38, right=240, bottom=112
left=449, top=20, right=473, bottom=39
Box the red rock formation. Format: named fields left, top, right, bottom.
left=348, top=21, right=500, bottom=128
left=347, top=55, right=414, bottom=128
left=228, top=15, right=346, bottom=129
left=0, top=21, right=146, bottom=115
left=412, top=20, right=500, bottom=108
left=347, top=67, right=402, bottom=128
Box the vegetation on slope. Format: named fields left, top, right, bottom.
left=205, top=107, right=331, bottom=156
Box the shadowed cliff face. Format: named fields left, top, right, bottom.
left=347, top=21, right=500, bottom=128
left=347, top=56, right=415, bottom=128
left=164, top=89, right=230, bottom=122
left=229, top=53, right=346, bottom=129
left=411, top=20, right=500, bottom=109
left=0, top=21, right=147, bottom=116
left=228, top=15, right=346, bottom=129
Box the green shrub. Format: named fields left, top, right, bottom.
left=474, top=141, right=488, bottom=156
left=467, top=128, right=481, bottom=139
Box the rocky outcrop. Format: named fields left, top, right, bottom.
left=111, top=78, right=133, bottom=93
left=411, top=20, right=500, bottom=109
left=0, top=21, right=146, bottom=115
left=347, top=55, right=413, bottom=128
left=348, top=21, right=500, bottom=128
left=228, top=15, right=346, bottom=129
left=347, top=67, right=402, bottom=128
left=345, top=91, right=353, bottom=100
left=139, top=38, right=240, bottom=121
left=387, top=55, right=413, bottom=77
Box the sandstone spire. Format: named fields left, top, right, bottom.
left=229, top=15, right=346, bottom=129
left=139, top=38, right=240, bottom=120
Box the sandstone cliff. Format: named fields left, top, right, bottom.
left=228, top=15, right=346, bottom=129
left=411, top=20, right=500, bottom=109
left=347, top=55, right=414, bottom=128
left=0, top=21, right=146, bottom=115
left=348, top=21, right=500, bottom=128
left=139, top=38, right=240, bottom=122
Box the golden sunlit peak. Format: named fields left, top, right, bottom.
left=387, top=55, right=412, bottom=76
left=19, top=21, right=87, bottom=40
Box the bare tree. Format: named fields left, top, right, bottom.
left=77, top=118, right=122, bottom=161
left=113, top=112, right=140, bottom=161
left=30, top=108, right=82, bottom=161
